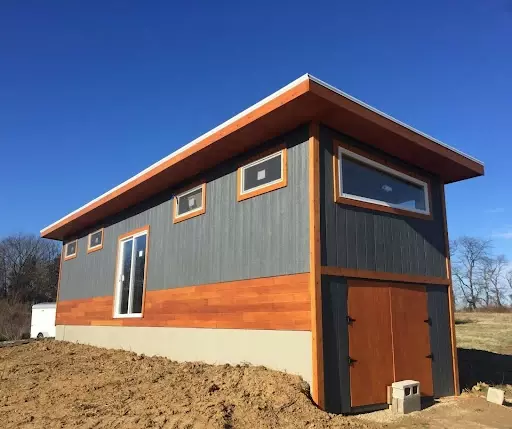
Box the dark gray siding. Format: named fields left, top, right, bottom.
left=321, top=275, right=351, bottom=414
left=320, top=126, right=447, bottom=278
left=427, top=286, right=455, bottom=397
left=59, top=126, right=309, bottom=301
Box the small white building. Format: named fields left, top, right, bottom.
left=30, top=303, right=56, bottom=339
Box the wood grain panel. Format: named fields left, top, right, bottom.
left=56, top=273, right=310, bottom=330
left=390, top=285, right=434, bottom=396
left=347, top=280, right=394, bottom=407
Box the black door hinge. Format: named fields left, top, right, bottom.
left=346, top=315, right=356, bottom=325
left=348, top=356, right=358, bottom=366
left=424, top=317, right=432, bottom=326
left=426, top=353, right=433, bottom=359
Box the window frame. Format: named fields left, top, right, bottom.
left=333, top=140, right=432, bottom=220
left=237, top=145, right=288, bottom=202
left=63, top=239, right=78, bottom=261
left=112, top=226, right=150, bottom=319
left=87, top=228, right=104, bottom=254
left=172, top=183, right=207, bottom=223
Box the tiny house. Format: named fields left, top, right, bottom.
left=30, top=303, right=57, bottom=339
left=41, top=75, right=484, bottom=413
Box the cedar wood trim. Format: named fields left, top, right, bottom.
left=309, top=122, right=324, bottom=409
left=63, top=239, right=78, bottom=261
left=112, top=225, right=150, bottom=319
left=87, top=228, right=105, bottom=254
left=332, top=139, right=433, bottom=221
left=236, top=145, right=288, bottom=202
left=172, top=183, right=207, bottom=223
left=440, top=184, right=460, bottom=395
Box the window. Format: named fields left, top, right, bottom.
left=334, top=141, right=431, bottom=218
left=87, top=228, right=104, bottom=253
left=114, top=226, right=149, bottom=318
left=64, top=240, right=78, bottom=260
left=237, top=147, right=287, bottom=201
left=173, top=183, right=206, bottom=223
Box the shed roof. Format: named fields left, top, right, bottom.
left=41, top=74, right=484, bottom=241
left=32, top=303, right=57, bottom=309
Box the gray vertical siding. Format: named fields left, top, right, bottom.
left=59, top=126, right=310, bottom=301
left=321, top=275, right=351, bottom=414
left=427, top=286, right=455, bottom=397
left=320, top=126, right=447, bottom=278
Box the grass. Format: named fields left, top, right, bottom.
left=455, top=312, right=512, bottom=355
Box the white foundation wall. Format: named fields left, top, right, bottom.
left=56, top=325, right=313, bottom=385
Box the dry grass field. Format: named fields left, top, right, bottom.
left=455, top=311, right=512, bottom=355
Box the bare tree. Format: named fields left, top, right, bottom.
left=482, top=255, right=508, bottom=307
left=0, top=233, right=60, bottom=303
left=451, top=236, right=492, bottom=310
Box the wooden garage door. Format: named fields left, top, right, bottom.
left=347, top=280, right=394, bottom=407
left=390, top=284, right=434, bottom=396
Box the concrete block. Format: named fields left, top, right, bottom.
left=391, top=380, right=421, bottom=414
left=486, top=387, right=505, bottom=405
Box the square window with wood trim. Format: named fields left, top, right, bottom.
left=113, top=227, right=149, bottom=318
left=87, top=228, right=104, bottom=253
left=173, top=183, right=206, bottom=223
left=63, top=240, right=77, bottom=260
left=237, top=147, right=287, bottom=201
left=333, top=141, right=431, bottom=219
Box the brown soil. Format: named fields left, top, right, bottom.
left=1, top=340, right=511, bottom=429
left=0, top=340, right=371, bottom=429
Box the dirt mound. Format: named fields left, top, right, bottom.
left=0, top=340, right=370, bottom=428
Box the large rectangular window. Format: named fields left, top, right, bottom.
left=237, top=147, right=287, bottom=201
left=173, top=183, right=206, bottom=223
left=334, top=142, right=431, bottom=218
left=114, top=226, right=149, bottom=317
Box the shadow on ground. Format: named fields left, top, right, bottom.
left=458, top=348, right=512, bottom=389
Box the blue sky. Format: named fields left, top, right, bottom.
left=1, top=1, right=511, bottom=256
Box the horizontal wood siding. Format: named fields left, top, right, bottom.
left=56, top=274, right=311, bottom=331
left=320, top=125, right=447, bottom=278
left=59, top=126, right=309, bottom=301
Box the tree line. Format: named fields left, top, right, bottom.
left=451, top=236, right=512, bottom=310
left=0, top=234, right=60, bottom=340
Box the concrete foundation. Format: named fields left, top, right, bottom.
left=56, top=325, right=313, bottom=385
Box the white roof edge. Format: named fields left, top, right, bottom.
left=40, top=74, right=310, bottom=235
left=41, top=73, right=483, bottom=235
left=307, top=74, right=484, bottom=166
left=32, top=302, right=57, bottom=308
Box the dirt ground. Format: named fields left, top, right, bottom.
left=1, top=341, right=511, bottom=429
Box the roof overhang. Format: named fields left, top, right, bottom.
left=41, top=74, right=484, bottom=241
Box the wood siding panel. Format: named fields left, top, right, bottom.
left=390, top=285, right=434, bottom=396
left=56, top=274, right=310, bottom=331
left=59, top=127, right=309, bottom=302
left=319, top=125, right=447, bottom=279
left=347, top=280, right=394, bottom=408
